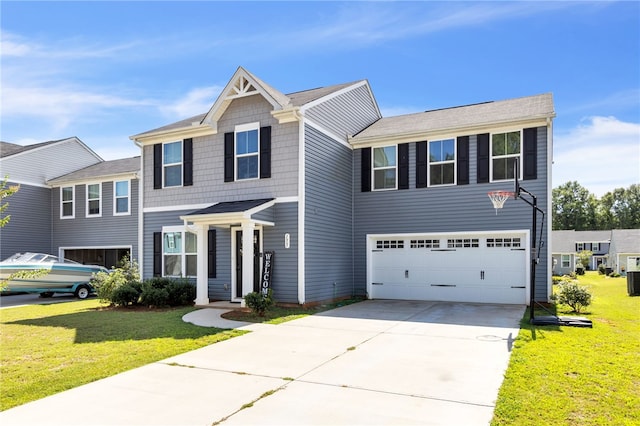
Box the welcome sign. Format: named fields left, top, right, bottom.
left=261, top=251, right=274, bottom=296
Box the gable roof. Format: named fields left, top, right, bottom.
left=611, top=229, right=640, bottom=253
left=350, top=93, right=555, bottom=145
left=552, top=230, right=578, bottom=253
left=130, top=67, right=372, bottom=142
left=0, top=137, right=103, bottom=161
left=46, top=156, right=140, bottom=186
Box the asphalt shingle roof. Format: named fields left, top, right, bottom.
left=47, top=156, right=140, bottom=185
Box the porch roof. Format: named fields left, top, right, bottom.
left=180, top=198, right=275, bottom=226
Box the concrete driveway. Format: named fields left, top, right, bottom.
left=0, top=300, right=524, bottom=426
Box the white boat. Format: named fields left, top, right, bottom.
left=0, top=252, right=108, bottom=299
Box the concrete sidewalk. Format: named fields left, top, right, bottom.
left=0, top=300, right=524, bottom=426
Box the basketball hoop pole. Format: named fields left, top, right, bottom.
left=509, top=159, right=591, bottom=327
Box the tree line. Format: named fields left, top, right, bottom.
left=552, top=182, right=639, bottom=230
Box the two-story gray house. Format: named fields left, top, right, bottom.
left=0, top=137, right=140, bottom=269
left=131, top=67, right=555, bottom=306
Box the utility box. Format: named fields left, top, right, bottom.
left=627, top=271, right=640, bottom=296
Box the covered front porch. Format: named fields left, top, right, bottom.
left=180, top=199, right=275, bottom=305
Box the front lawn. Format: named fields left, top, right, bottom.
left=0, top=300, right=244, bottom=411
left=492, top=272, right=640, bottom=425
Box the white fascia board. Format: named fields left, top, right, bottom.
left=4, top=137, right=103, bottom=162
left=3, top=178, right=50, bottom=188
left=47, top=172, right=139, bottom=187
left=244, top=199, right=276, bottom=216
left=271, top=107, right=300, bottom=124
left=349, top=116, right=553, bottom=148
left=304, top=119, right=352, bottom=150
left=143, top=203, right=212, bottom=213
left=131, top=125, right=215, bottom=146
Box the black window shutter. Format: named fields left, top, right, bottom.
left=153, top=232, right=162, bottom=277
left=398, top=143, right=409, bottom=190
left=415, top=141, right=427, bottom=188
left=224, top=132, right=234, bottom=182
left=183, top=138, right=193, bottom=186
left=208, top=229, right=216, bottom=278
left=457, top=136, right=469, bottom=185
left=260, top=126, right=271, bottom=179
left=477, top=133, right=490, bottom=183
left=523, top=127, right=537, bottom=180
left=153, top=144, right=162, bottom=189
left=361, top=147, right=371, bottom=192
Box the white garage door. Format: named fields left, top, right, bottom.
left=370, top=233, right=527, bottom=304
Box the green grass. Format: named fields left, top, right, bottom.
left=492, top=272, right=640, bottom=425
left=222, top=297, right=364, bottom=324
left=0, top=299, right=245, bottom=411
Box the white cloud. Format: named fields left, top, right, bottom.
left=553, top=116, right=640, bottom=196
left=160, top=86, right=223, bottom=120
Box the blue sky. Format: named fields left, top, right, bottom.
left=2, top=1, right=638, bottom=196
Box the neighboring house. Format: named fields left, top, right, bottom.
left=46, top=157, right=140, bottom=268
left=609, top=229, right=640, bottom=274
left=0, top=137, right=140, bottom=268
left=551, top=229, right=640, bottom=275
left=131, top=66, right=555, bottom=306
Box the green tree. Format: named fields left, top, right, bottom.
left=0, top=176, right=20, bottom=228
left=552, top=181, right=598, bottom=230
left=599, top=184, right=640, bottom=229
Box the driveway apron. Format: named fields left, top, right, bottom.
left=0, top=300, right=524, bottom=426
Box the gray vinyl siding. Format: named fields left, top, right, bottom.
left=304, top=125, right=354, bottom=303
left=260, top=202, right=299, bottom=303
left=0, top=183, right=52, bottom=260
left=1, top=141, right=101, bottom=185
left=353, top=126, right=550, bottom=301
left=305, top=84, right=380, bottom=139
left=206, top=203, right=299, bottom=303
left=143, top=96, right=299, bottom=209
left=52, top=180, right=139, bottom=261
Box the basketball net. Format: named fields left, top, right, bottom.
left=488, top=191, right=515, bottom=215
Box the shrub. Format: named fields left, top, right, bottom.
left=598, top=264, right=606, bottom=275
left=166, top=279, right=196, bottom=306
left=575, top=265, right=585, bottom=275
left=91, top=256, right=140, bottom=303
left=139, top=286, right=170, bottom=308
left=244, top=291, right=274, bottom=316
left=552, top=281, right=592, bottom=313
left=111, top=283, right=141, bottom=307
left=609, top=271, right=621, bottom=278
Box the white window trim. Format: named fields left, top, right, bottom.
left=85, top=182, right=102, bottom=218
left=113, top=179, right=131, bottom=216
left=234, top=122, right=260, bottom=181
left=592, top=242, right=599, bottom=252
left=561, top=254, right=571, bottom=268
left=427, top=138, right=457, bottom=187
left=60, top=186, right=75, bottom=219
left=161, top=225, right=197, bottom=278
left=489, top=129, right=523, bottom=183
left=577, top=242, right=585, bottom=251
left=372, top=145, right=398, bottom=191
left=163, top=141, right=183, bottom=188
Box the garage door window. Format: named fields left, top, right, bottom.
left=376, top=240, right=404, bottom=249
left=410, top=239, right=440, bottom=248
left=447, top=238, right=479, bottom=248
left=487, top=237, right=521, bottom=248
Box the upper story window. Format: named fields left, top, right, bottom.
left=235, top=123, right=259, bottom=180
left=592, top=242, right=600, bottom=252
left=428, top=139, right=455, bottom=186
left=61, top=186, right=74, bottom=219
left=491, top=131, right=521, bottom=181
left=163, top=141, right=183, bottom=187
left=163, top=227, right=197, bottom=277
left=86, top=183, right=101, bottom=217
left=576, top=242, right=585, bottom=251
left=114, top=180, right=130, bottom=215
left=373, top=146, right=397, bottom=190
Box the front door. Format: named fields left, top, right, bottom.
left=235, top=229, right=261, bottom=298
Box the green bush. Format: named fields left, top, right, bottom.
left=552, top=281, right=592, bottom=313
left=575, top=265, right=585, bottom=275
left=166, top=279, right=196, bottom=306
left=140, top=286, right=170, bottom=308
left=598, top=264, right=606, bottom=275
left=609, top=271, right=621, bottom=278
left=111, top=283, right=141, bottom=307
left=90, top=256, right=140, bottom=303
left=244, top=291, right=274, bottom=316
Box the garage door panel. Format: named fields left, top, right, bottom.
left=370, top=234, right=527, bottom=304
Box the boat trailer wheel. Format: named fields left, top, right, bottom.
left=75, top=285, right=91, bottom=300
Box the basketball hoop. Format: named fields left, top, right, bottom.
left=488, top=191, right=515, bottom=214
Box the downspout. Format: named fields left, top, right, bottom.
left=294, top=109, right=306, bottom=305
left=134, top=140, right=144, bottom=278
left=546, top=116, right=554, bottom=301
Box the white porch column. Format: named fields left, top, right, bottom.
left=241, top=221, right=255, bottom=298
left=194, top=224, right=209, bottom=305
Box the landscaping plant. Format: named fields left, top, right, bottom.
left=244, top=290, right=274, bottom=316
left=552, top=280, right=592, bottom=313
